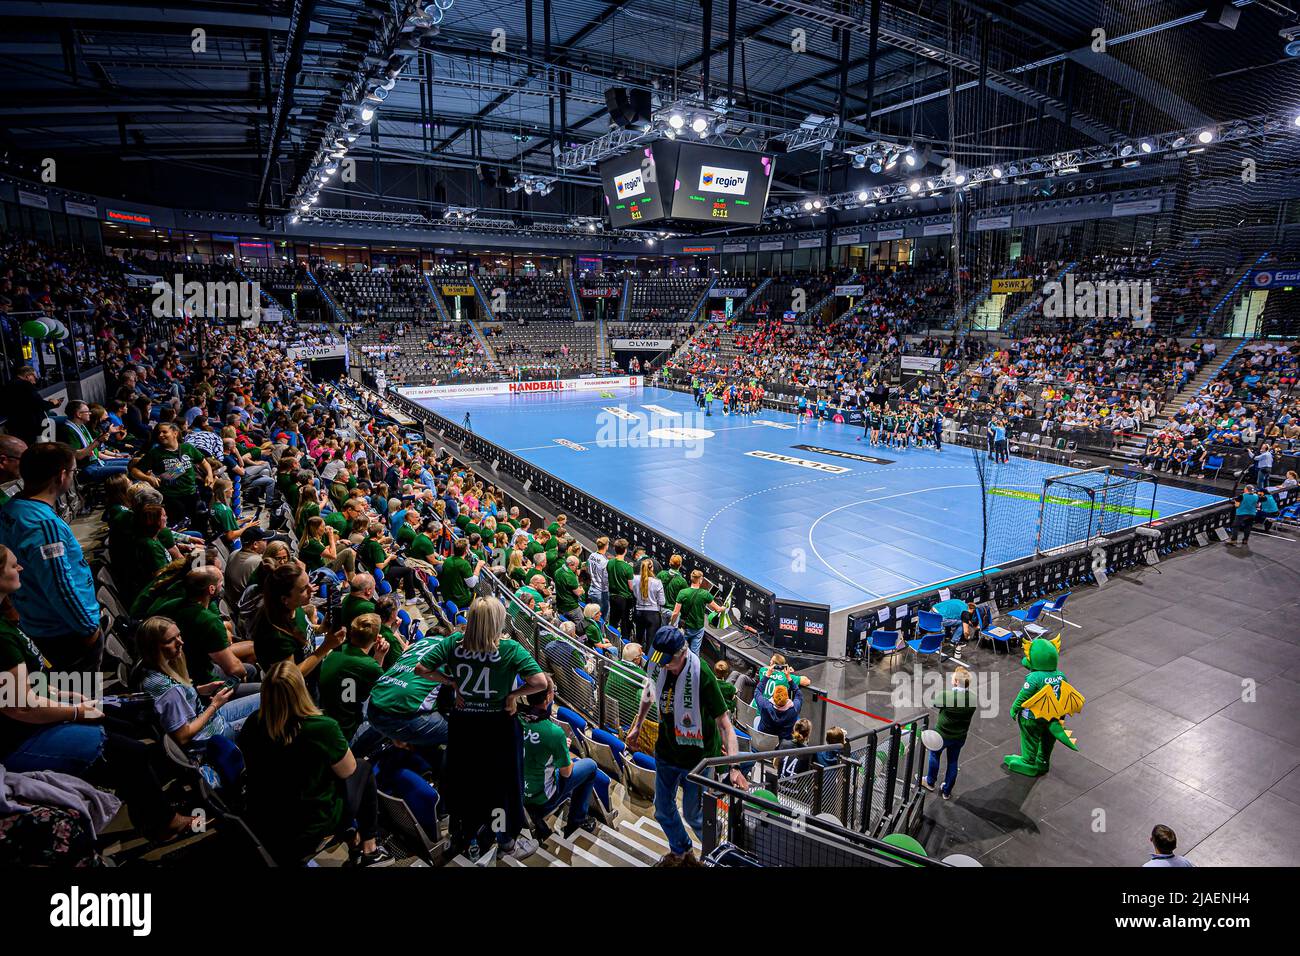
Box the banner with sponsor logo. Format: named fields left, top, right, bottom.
left=612, top=339, right=673, bottom=350
left=922, top=221, right=953, bottom=236
left=18, top=190, right=49, bottom=210
left=976, top=215, right=1012, bottom=231
left=579, top=287, right=619, bottom=298
left=835, top=284, right=864, bottom=296
left=1111, top=198, right=1163, bottom=217
left=709, top=287, right=748, bottom=298
left=901, top=355, right=943, bottom=372
left=834, top=232, right=861, bottom=246
left=399, top=375, right=642, bottom=400
left=441, top=284, right=476, bottom=296
left=877, top=228, right=905, bottom=241
left=288, top=343, right=346, bottom=360
left=722, top=242, right=749, bottom=253
left=797, top=237, right=822, bottom=248
left=758, top=240, right=785, bottom=251
left=1250, top=267, right=1300, bottom=289
left=64, top=200, right=98, bottom=218
left=992, top=278, right=1034, bottom=293
left=106, top=209, right=151, bottom=225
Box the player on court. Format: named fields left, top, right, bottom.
left=869, top=404, right=882, bottom=445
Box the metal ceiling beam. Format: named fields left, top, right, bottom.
left=256, top=0, right=316, bottom=217
left=0, top=1, right=330, bottom=32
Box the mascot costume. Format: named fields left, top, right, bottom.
left=1003, top=634, right=1085, bottom=777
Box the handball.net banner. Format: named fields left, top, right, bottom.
left=398, top=375, right=643, bottom=400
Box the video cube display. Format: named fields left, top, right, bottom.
left=668, top=142, right=774, bottom=225
left=599, top=146, right=667, bottom=227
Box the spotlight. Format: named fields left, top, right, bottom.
left=1294, top=113, right=1300, bottom=126
left=1120, top=144, right=1134, bottom=157
left=857, top=190, right=870, bottom=202
left=645, top=237, right=655, bottom=246
left=812, top=199, right=823, bottom=209
left=852, top=153, right=867, bottom=168
left=908, top=181, right=921, bottom=193
left=953, top=172, right=966, bottom=185
left=991, top=166, right=1003, bottom=178
left=691, top=116, right=708, bottom=133
left=1007, top=164, right=1020, bottom=175
left=884, top=153, right=898, bottom=171
left=1196, top=128, right=1214, bottom=144
left=1171, top=135, right=1186, bottom=148
left=869, top=160, right=882, bottom=173
left=904, top=151, right=918, bottom=168
left=802, top=200, right=813, bottom=211
left=668, top=112, right=685, bottom=130
left=360, top=105, right=376, bottom=123
left=1139, top=139, right=1153, bottom=153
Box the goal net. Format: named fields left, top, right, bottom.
left=1034, top=466, right=1159, bottom=557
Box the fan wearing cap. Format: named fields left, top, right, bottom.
left=626, top=626, right=748, bottom=867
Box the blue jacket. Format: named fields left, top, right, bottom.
left=0, top=498, right=99, bottom=640
left=755, top=686, right=804, bottom=740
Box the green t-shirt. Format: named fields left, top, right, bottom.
left=319, top=643, right=384, bottom=742
left=654, top=662, right=727, bottom=769
left=358, top=536, right=387, bottom=570
left=397, top=523, right=417, bottom=548
left=211, top=501, right=238, bottom=534
left=935, top=688, right=977, bottom=741
left=520, top=716, right=571, bottom=806
left=155, top=597, right=230, bottom=685
left=325, top=510, right=350, bottom=537
left=299, top=536, right=326, bottom=571
left=523, top=540, right=544, bottom=561
left=409, top=533, right=437, bottom=562
left=296, top=501, right=321, bottom=538
left=438, top=555, right=475, bottom=610
left=607, top=558, right=635, bottom=598
left=238, top=712, right=348, bottom=860
left=553, top=563, right=583, bottom=613
left=419, top=635, right=541, bottom=714
left=341, top=593, right=377, bottom=628
left=658, top=570, right=688, bottom=608
left=756, top=665, right=797, bottom=701
left=253, top=606, right=311, bottom=669
left=0, top=620, right=44, bottom=752
left=139, top=442, right=206, bottom=499
left=368, top=635, right=448, bottom=716
left=675, top=587, right=713, bottom=631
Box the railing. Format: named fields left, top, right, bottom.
left=688, top=716, right=942, bottom=867
left=685, top=276, right=717, bottom=324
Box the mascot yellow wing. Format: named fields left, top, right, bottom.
left=1020, top=680, right=1086, bottom=720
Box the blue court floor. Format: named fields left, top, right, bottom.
left=406, top=385, right=1225, bottom=611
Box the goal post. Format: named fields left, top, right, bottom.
left=1034, top=465, right=1160, bottom=557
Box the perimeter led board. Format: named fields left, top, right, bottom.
left=668, top=142, right=775, bottom=225
left=599, top=146, right=667, bottom=227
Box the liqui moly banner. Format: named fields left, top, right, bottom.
left=399, top=375, right=642, bottom=400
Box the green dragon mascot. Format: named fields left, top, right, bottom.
left=1003, top=634, right=1085, bottom=777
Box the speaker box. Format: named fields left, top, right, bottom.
left=1202, top=2, right=1240, bottom=29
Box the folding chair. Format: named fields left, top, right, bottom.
left=1007, top=600, right=1050, bottom=638
left=865, top=629, right=904, bottom=670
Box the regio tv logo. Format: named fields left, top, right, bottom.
left=698, top=165, right=748, bottom=195
left=614, top=170, right=645, bottom=200
left=151, top=273, right=262, bottom=321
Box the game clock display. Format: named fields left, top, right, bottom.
left=599, top=146, right=667, bottom=228
left=668, top=142, right=775, bottom=225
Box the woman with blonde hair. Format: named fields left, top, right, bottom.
left=632, top=557, right=666, bottom=646
left=237, top=661, right=391, bottom=866
left=136, top=615, right=260, bottom=750
left=414, top=595, right=547, bottom=858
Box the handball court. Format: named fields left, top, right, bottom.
left=405, top=384, right=1224, bottom=611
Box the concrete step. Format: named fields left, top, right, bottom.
left=617, top=818, right=671, bottom=858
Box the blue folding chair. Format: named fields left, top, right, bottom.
left=1202, top=455, right=1224, bottom=479
left=904, top=631, right=944, bottom=664
left=1007, top=600, right=1050, bottom=638
left=866, top=630, right=904, bottom=670
left=1040, top=591, right=1072, bottom=628
left=555, top=706, right=589, bottom=757
left=916, top=610, right=945, bottom=636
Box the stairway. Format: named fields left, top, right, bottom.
left=1003, top=261, right=1077, bottom=332
left=308, top=266, right=348, bottom=323
left=685, top=275, right=718, bottom=324
left=447, top=813, right=684, bottom=868
left=1202, top=251, right=1270, bottom=338
left=464, top=275, right=503, bottom=372
left=422, top=272, right=454, bottom=323
left=567, top=273, right=583, bottom=323
left=617, top=275, right=632, bottom=322
left=1111, top=339, right=1234, bottom=464
left=735, top=276, right=773, bottom=318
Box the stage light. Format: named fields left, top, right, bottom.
left=852, top=153, right=867, bottom=168
left=802, top=200, right=814, bottom=211
left=360, top=105, right=376, bottom=123
left=991, top=166, right=1003, bottom=178
left=668, top=113, right=685, bottom=130
left=812, top=199, right=823, bottom=209
left=1171, top=135, right=1186, bottom=148
left=1196, top=128, right=1214, bottom=144
left=884, top=153, right=898, bottom=170
left=908, top=180, right=921, bottom=193
left=1120, top=144, right=1134, bottom=157
left=857, top=190, right=870, bottom=202
left=645, top=237, right=655, bottom=246
left=870, top=160, right=882, bottom=173
left=691, top=116, right=708, bottom=133
left=904, top=151, right=918, bottom=168
left=1007, top=164, right=1020, bottom=175
left=1139, top=139, right=1153, bottom=153
left=1294, top=113, right=1300, bottom=126
left=953, top=172, right=967, bottom=185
